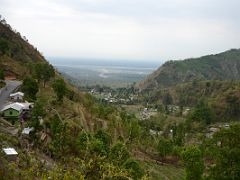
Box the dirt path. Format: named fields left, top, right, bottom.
left=0, top=118, right=18, bottom=136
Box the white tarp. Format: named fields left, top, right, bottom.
left=3, top=148, right=18, bottom=155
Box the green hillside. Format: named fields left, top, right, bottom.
left=138, top=49, right=240, bottom=90
left=0, top=18, right=186, bottom=179
left=1, top=17, right=240, bottom=180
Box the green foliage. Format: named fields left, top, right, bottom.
left=188, top=101, right=214, bottom=125
left=77, top=131, right=91, bottom=152
left=47, top=115, right=68, bottom=158
left=109, top=141, right=130, bottom=166
left=34, top=63, right=55, bottom=87
left=94, top=129, right=111, bottom=149
left=21, top=76, right=38, bottom=100
left=0, top=37, right=10, bottom=55
left=90, top=138, right=108, bottom=156
left=30, top=99, right=46, bottom=131
left=123, top=159, right=144, bottom=179
left=162, top=92, right=173, bottom=105
left=140, top=49, right=240, bottom=90
left=157, top=137, right=173, bottom=158
left=52, top=79, right=67, bottom=101
left=0, top=68, right=4, bottom=80
left=127, top=119, right=141, bottom=143
left=172, top=123, right=185, bottom=146
left=225, top=90, right=240, bottom=118
left=208, top=124, right=240, bottom=179
left=181, top=145, right=204, bottom=180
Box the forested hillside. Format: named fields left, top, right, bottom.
left=1, top=17, right=240, bottom=180
left=138, top=49, right=240, bottom=90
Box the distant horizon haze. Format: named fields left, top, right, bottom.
left=48, top=57, right=162, bottom=69
left=1, top=0, right=240, bottom=61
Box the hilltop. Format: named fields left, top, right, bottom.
left=138, top=49, right=240, bottom=90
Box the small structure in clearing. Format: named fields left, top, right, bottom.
left=1, top=102, right=24, bottom=119
left=10, top=92, right=24, bottom=102
left=2, top=148, right=18, bottom=161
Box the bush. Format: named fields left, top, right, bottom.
left=109, top=141, right=130, bottom=166
left=123, top=159, right=144, bottom=179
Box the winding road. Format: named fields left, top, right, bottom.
left=0, top=80, right=22, bottom=110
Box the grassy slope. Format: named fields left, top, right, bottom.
left=143, top=162, right=184, bottom=180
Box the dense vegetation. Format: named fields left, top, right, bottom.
left=138, top=49, right=240, bottom=90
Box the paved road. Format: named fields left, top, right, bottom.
left=0, top=80, right=22, bottom=110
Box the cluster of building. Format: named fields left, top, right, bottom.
left=1, top=91, right=35, bottom=159
left=0, top=92, right=33, bottom=122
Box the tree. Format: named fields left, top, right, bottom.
left=172, top=123, right=185, bottom=146
left=30, top=99, right=46, bottom=130
left=48, top=115, right=68, bottom=158
left=52, top=79, right=67, bottom=102
left=162, top=92, right=173, bottom=106
left=208, top=124, right=240, bottom=179
left=181, top=145, right=204, bottom=180
left=225, top=91, right=240, bottom=118
left=42, top=63, right=54, bottom=87
left=34, top=63, right=55, bottom=87
left=127, top=119, right=141, bottom=143
left=157, top=137, right=173, bottom=158
left=189, top=101, right=214, bottom=125
left=22, top=77, right=38, bottom=100
left=109, top=141, right=130, bottom=166
left=34, top=63, right=43, bottom=83
left=0, top=37, right=9, bottom=55
left=0, top=68, right=4, bottom=80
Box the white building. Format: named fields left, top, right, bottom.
left=10, top=92, right=24, bottom=101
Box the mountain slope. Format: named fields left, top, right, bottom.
left=138, top=49, right=240, bottom=90
left=0, top=19, right=152, bottom=179
left=0, top=20, right=45, bottom=78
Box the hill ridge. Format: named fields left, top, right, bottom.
left=138, top=48, right=240, bottom=90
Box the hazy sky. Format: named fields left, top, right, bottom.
left=1, top=0, right=240, bottom=61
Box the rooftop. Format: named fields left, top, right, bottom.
left=2, top=148, right=18, bottom=155
left=10, top=92, right=24, bottom=97
left=1, top=102, right=25, bottom=112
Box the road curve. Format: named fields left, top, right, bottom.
left=0, top=80, right=22, bottom=110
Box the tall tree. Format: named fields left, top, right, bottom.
left=0, top=68, right=4, bottom=80
left=52, top=79, right=67, bottom=102
left=22, top=77, right=38, bottom=100
left=157, top=137, right=173, bottom=158
left=181, top=145, right=204, bottom=180
left=42, top=63, right=54, bottom=87
left=189, top=101, right=214, bottom=125
left=34, top=63, right=55, bottom=87
left=208, top=124, right=240, bottom=179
